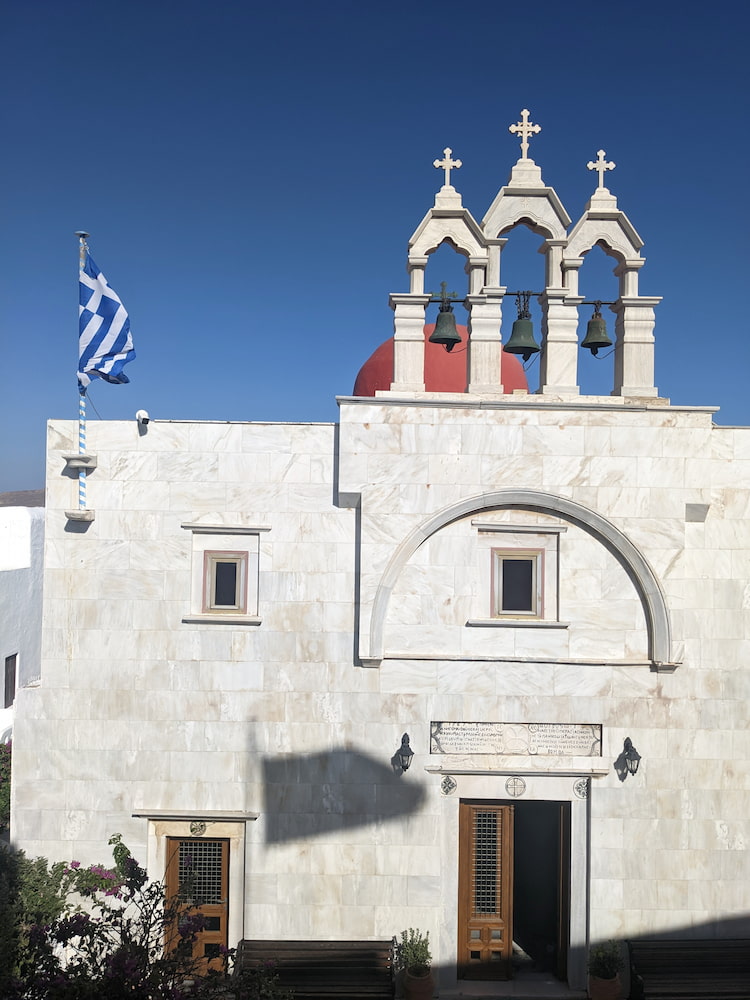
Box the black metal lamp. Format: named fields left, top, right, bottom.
left=624, top=737, right=641, bottom=776
left=395, top=733, right=414, bottom=772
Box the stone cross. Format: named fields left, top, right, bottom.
left=587, top=149, right=615, bottom=189
left=433, top=147, right=462, bottom=186
left=509, top=109, right=541, bottom=159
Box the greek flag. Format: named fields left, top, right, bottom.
left=78, top=253, right=135, bottom=390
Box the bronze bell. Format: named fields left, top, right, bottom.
left=503, top=317, right=540, bottom=362
left=429, top=303, right=461, bottom=352
left=503, top=291, right=540, bottom=362
left=581, top=303, right=613, bottom=356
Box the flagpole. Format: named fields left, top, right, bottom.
left=75, top=231, right=89, bottom=511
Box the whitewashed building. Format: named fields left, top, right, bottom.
left=0, top=491, right=44, bottom=747
left=11, top=113, right=750, bottom=994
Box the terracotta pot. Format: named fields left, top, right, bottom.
left=587, top=972, right=622, bottom=1000
left=403, top=966, right=434, bottom=1000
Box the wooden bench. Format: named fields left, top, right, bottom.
left=629, top=939, right=750, bottom=1000
left=235, top=939, right=395, bottom=999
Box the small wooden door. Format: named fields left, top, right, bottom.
left=166, top=838, right=229, bottom=974
left=458, top=803, right=514, bottom=980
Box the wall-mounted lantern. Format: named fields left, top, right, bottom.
left=394, top=733, right=414, bottom=773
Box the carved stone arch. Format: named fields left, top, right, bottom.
left=566, top=230, right=634, bottom=264
left=409, top=217, right=486, bottom=259
left=425, top=235, right=469, bottom=258
left=366, top=489, right=674, bottom=668
left=566, top=212, right=644, bottom=263
left=482, top=188, right=570, bottom=244
left=498, top=216, right=556, bottom=240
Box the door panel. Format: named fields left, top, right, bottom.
left=458, top=803, right=514, bottom=980
left=166, top=838, right=229, bottom=974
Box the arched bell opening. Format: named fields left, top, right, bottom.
left=424, top=237, right=476, bottom=354
left=495, top=221, right=548, bottom=392
left=576, top=241, right=621, bottom=396
left=423, top=240, right=471, bottom=339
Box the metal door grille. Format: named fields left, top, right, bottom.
left=472, top=811, right=500, bottom=917
left=177, top=840, right=224, bottom=904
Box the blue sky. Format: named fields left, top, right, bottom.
left=1, top=0, right=748, bottom=491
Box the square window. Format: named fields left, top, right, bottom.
left=492, top=550, right=542, bottom=618
left=203, top=551, right=248, bottom=613
left=182, top=522, right=266, bottom=624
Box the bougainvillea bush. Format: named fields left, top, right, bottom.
left=0, top=834, right=289, bottom=1000
left=0, top=740, right=11, bottom=833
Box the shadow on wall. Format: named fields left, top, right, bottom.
left=261, top=749, right=426, bottom=844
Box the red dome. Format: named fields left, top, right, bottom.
left=353, top=324, right=528, bottom=396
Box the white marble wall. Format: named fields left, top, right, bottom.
left=11, top=400, right=750, bottom=991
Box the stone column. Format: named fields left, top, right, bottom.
left=466, top=256, right=487, bottom=295
left=407, top=256, right=428, bottom=295
left=611, top=295, right=661, bottom=397
left=389, top=293, right=429, bottom=392
left=467, top=291, right=505, bottom=393
left=539, top=239, right=579, bottom=395
left=543, top=239, right=566, bottom=288
left=485, top=239, right=507, bottom=288
left=539, top=289, right=580, bottom=395
left=562, top=257, right=584, bottom=297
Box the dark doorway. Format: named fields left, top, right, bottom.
left=512, top=800, right=570, bottom=980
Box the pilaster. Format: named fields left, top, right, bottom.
left=407, top=256, right=428, bottom=295
left=539, top=289, right=580, bottom=395
left=611, top=295, right=661, bottom=397
left=389, top=293, right=429, bottom=392
left=466, top=292, right=505, bottom=393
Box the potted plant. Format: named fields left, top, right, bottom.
left=587, top=939, right=624, bottom=1000
left=396, top=928, right=433, bottom=1000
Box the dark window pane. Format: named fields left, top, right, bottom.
left=473, top=811, right=499, bottom=915
left=502, top=559, right=533, bottom=612
left=4, top=655, right=16, bottom=709
left=214, top=562, right=237, bottom=606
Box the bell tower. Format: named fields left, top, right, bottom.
left=389, top=148, right=488, bottom=393
left=565, top=149, right=660, bottom=397
left=385, top=109, right=661, bottom=401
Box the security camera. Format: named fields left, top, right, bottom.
left=136, top=410, right=150, bottom=425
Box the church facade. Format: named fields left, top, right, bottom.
left=11, top=113, right=750, bottom=992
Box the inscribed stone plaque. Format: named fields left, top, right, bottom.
left=430, top=721, right=601, bottom=757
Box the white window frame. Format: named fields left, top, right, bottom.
left=468, top=521, right=568, bottom=629
left=203, top=551, right=248, bottom=613
left=182, top=523, right=269, bottom=625
left=492, top=548, right=543, bottom=618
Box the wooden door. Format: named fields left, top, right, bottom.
left=166, top=837, right=229, bottom=974
left=458, top=802, right=514, bottom=980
